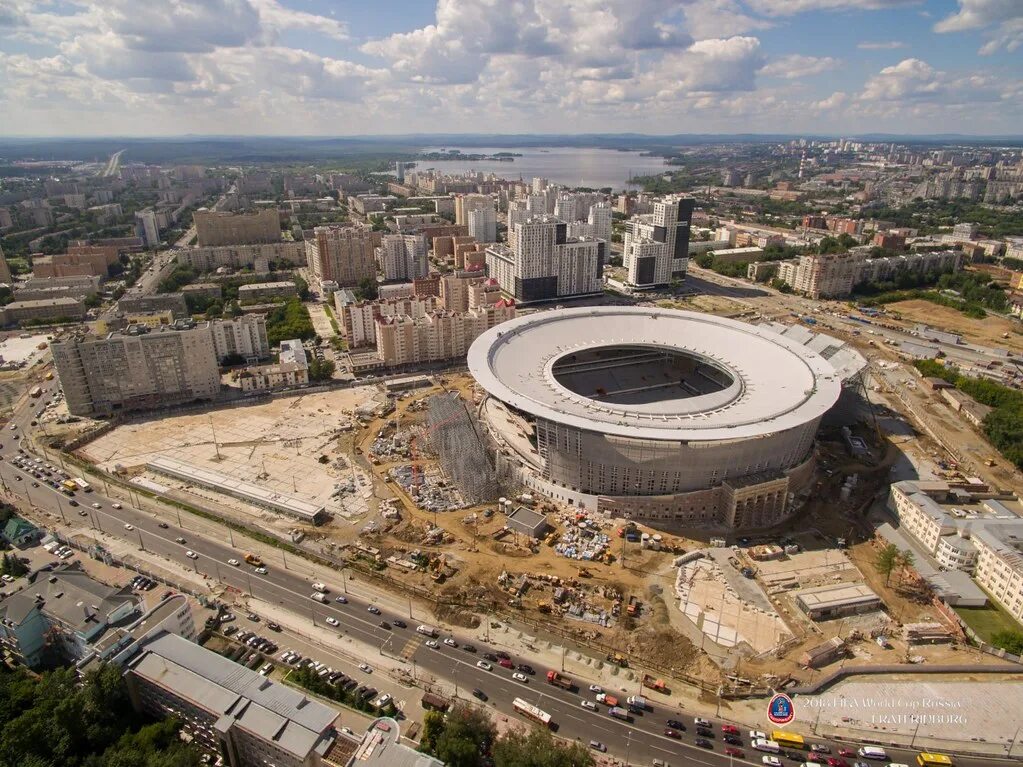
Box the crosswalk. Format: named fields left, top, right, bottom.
left=400, top=636, right=422, bottom=659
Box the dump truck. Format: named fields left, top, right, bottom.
left=595, top=692, right=619, bottom=707
left=244, top=553, right=263, bottom=567
left=642, top=675, right=667, bottom=692
left=626, top=596, right=640, bottom=617
left=545, top=671, right=573, bottom=690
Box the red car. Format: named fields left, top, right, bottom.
left=498, top=658, right=514, bottom=669
left=807, top=755, right=826, bottom=764
left=838, top=750, right=855, bottom=758
left=827, top=759, right=849, bottom=767
left=721, top=724, right=740, bottom=735
left=664, top=728, right=682, bottom=739
left=724, top=747, right=744, bottom=758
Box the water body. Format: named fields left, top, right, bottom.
left=417, top=146, right=669, bottom=191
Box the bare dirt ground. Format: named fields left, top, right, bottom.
left=887, top=299, right=1023, bottom=352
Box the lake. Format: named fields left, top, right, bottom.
left=416, top=146, right=669, bottom=191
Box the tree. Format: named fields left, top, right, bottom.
left=293, top=274, right=310, bottom=301
left=308, top=359, right=335, bottom=381
left=419, top=710, right=446, bottom=755
left=493, top=727, right=595, bottom=767
left=1, top=553, right=28, bottom=578
left=874, top=543, right=900, bottom=586
left=354, top=277, right=378, bottom=301
left=430, top=704, right=496, bottom=767
left=896, top=549, right=915, bottom=584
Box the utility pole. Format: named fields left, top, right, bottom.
left=55, top=496, right=67, bottom=525
left=137, top=528, right=145, bottom=552
left=210, top=416, right=221, bottom=460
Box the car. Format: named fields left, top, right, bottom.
left=425, top=640, right=439, bottom=648
left=695, top=717, right=711, bottom=727
left=443, top=637, right=457, bottom=647
left=123, top=523, right=134, bottom=531
left=220, top=613, right=235, bottom=623
left=334, top=595, right=347, bottom=603
left=763, top=757, right=783, bottom=767
left=811, top=745, right=831, bottom=755
left=93, top=503, right=102, bottom=509
left=695, top=738, right=712, bottom=749
left=722, top=724, right=740, bottom=735
left=476, top=660, right=492, bottom=671
left=806, top=755, right=826, bottom=764
left=471, top=688, right=487, bottom=701
left=246, top=613, right=260, bottom=622
left=366, top=605, right=381, bottom=615
left=750, top=730, right=768, bottom=741
left=70, top=500, right=80, bottom=508
left=664, top=728, right=682, bottom=739
left=723, top=734, right=742, bottom=745
left=31, top=481, right=38, bottom=487
left=588, top=741, right=606, bottom=753
left=498, top=658, right=514, bottom=669
left=0, top=574, right=14, bottom=584
left=228, top=559, right=240, bottom=566
left=838, top=750, right=855, bottom=759
left=222, top=625, right=238, bottom=636
left=724, top=747, right=745, bottom=758
left=12, top=476, right=18, bottom=481
left=325, top=617, right=339, bottom=627
left=112, top=503, right=122, bottom=509
left=379, top=621, right=391, bottom=630
left=512, top=672, right=528, bottom=683
left=392, top=619, right=407, bottom=628
left=580, top=700, right=597, bottom=711
left=186, top=550, right=198, bottom=559
left=254, top=566, right=267, bottom=574
left=589, top=684, right=603, bottom=693
left=267, top=622, right=281, bottom=632
left=358, top=663, right=372, bottom=673
left=826, top=759, right=849, bottom=767
left=786, top=750, right=806, bottom=761
left=495, top=650, right=510, bottom=660
left=666, top=719, right=685, bottom=731
left=696, top=727, right=714, bottom=738
left=157, top=522, right=168, bottom=529
left=462, top=644, right=477, bottom=653
left=482, top=653, right=498, bottom=662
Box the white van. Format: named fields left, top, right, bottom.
left=416, top=624, right=437, bottom=637
left=858, top=747, right=888, bottom=760
left=311, top=592, right=328, bottom=603
left=752, top=739, right=781, bottom=754
left=311, top=582, right=328, bottom=593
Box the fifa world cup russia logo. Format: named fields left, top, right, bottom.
left=768, top=693, right=795, bottom=725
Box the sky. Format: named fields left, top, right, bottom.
left=0, top=0, right=1021, bottom=137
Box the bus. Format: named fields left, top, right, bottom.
left=512, top=698, right=552, bottom=728
left=771, top=731, right=806, bottom=749
left=917, top=753, right=953, bottom=767
left=29, top=386, right=42, bottom=399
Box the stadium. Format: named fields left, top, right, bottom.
left=468, top=307, right=848, bottom=530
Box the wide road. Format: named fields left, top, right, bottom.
left=0, top=396, right=1012, bottom=766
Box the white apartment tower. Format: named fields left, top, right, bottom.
left=210, top=315, right=270, bottom=363
left=467, top=206, right=497, bottom=243
left=376, top=234, right=428, bottom=282
left=623, top=196, right=695, bottom=288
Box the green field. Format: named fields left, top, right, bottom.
left=955, top=601, right=1023, bottom=644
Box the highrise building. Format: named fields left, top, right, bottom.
left=622, top=196, right=695, bottom=288
left=306, top=224, right=381, bottom=286
left=210, top=316, right=269, bottom=363
left=395, top=161, right=406, bottom=183
left=193, top=209, right=280, bottom=247
left=467, top=206, right=497, bottom=243
left=135, top=208, right=160, bottom=248
left=52, top=320, right=221, bottom=416
left=454, top=194, right=493, bottom=226
left=485, top=215, right=606, bottom=303
left=376, top=234, right=428, bottom=282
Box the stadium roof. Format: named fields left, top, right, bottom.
left=468, top=307, right=841, bottom=441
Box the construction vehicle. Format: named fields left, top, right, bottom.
left=606, top=652, right=628, bottom=667
left=577, top=567, right=592, bottom=578
left=244, top=553, right=263, bottom=567
left=537, top=602, right=551, bottom=614
left=626, top=596, right=640, bottom=617
left=545, top=671, right=573, bottom=690
left=642, top=675, right=667, bottom=693
left=596, top=692, right=619, bottom=706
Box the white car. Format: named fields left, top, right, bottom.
left=762, top=758, right=782, bottom=767
left=580, top=700, right=597, bottom=711
left=749, top=730, right=768, bottom=741
left=588, top=684, right=603, bottom=693
left=358, top=663, right=372, bottom=673
left=366, top=605, right=381, bottom=615
left=1, top=574, right=15, bottom=583
left=185, top=550, right=198, bottom=559
left=227, top=559, right=240, bottom=566
left=254, top=566, right=268, bottom=574
left=112, top=503, right=122, bottom=509
left=334, top=595, right=348, bottom=604
left=325, top=616, right=339, bottom=627
left=123, top=523, right=133, bottom=531
left=443, top=637, right=457, bottom=647
left=476, top=660, right=492, bottom=671
left=425, top=640, right=439, bottom=648
left=694, top=717, right=710, bottom=727
left=93, top=503, right=102, bottom=509
left=512, top=672, right=528, bottom=683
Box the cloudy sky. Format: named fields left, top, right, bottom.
left=0, top=0, right=1021, bottom=137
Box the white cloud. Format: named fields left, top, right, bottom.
left=745, top=0, right=917, bottom=15
left=812, top=91, right=848, bottom=110
left=859, top=57, right=1007, bottom=105
left=680, top=0, right=773, bottom=39
left=761, top=54, right=839, bottom=78
left=857, top=40, right=907, bottom=49
left=251, top=0, right=348, bottom=41
left=934, top=0, right=1023, bottom=53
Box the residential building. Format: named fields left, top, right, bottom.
left=622, top=196, right=695, bottom=287
left=439, top=270, right=495, bottom=312
left=0, top=297, right=86, bottom=326
left=467, top=205, right=497, bottom=243
left=123, top=630, right=339, bottom=767
left=336, top=293, right=438, bottom=348
left=118, top=293, right=189, bottom=318
left=855, top=250, right=963, bottom=285
left=135, top=208, right=160, bottom=248
left=485, top=215, right=605, bottom=303
left=180, top=283, right=222, bottom=301
left=707, top=246, right=764, bottom=265
left=0, top=565, right=143, bottom=668
left=280, top=339, right=307, bottom=366
left=52, top=319, right=221, bottom=416
left=236, top=359, right=309, bottom=392
left=238, top=281, right=298, bottom=302
left=211, top=316, right=269, bottom=363
left=306, top=225, right=380, bottom=286
left=1, top=516, right=42, bottom=547
left=377, top=234, right=428, bottom=282
left=194, top=209, right=280, bottom=247
left=784, top=251, right=868, bottom=299
left=454, top=194, right=492, bottom=226
left=32, top=249, right=117, bottom=279
left=376, top=301, right=516, bottom=367
left=177, top=242, right=307, bottom=272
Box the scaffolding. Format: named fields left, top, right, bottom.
left=426, top=393, right=501, bottom=505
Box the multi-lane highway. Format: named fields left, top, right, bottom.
left=0, top=393, right=1009, bottom=766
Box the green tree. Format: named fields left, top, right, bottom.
left=493, top=727, right=595, bottom=767
left=308, top=359, right=336, bottom=381
left=431, top=704, right=496, bottom=767
left=419, top=710, right=446, bottom=755
left=354, top=277, right=378, bottom=301
left=874, top=542, right=900, bottom=586
left=293, top=274, right=310, bottom=301
left=896, top=549, right=915, bottom=584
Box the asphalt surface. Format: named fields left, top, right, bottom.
left=0, top=393, right=1010, bottom=767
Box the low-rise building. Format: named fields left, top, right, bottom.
left=118, top=293, right=189, bottom=318
left=177, top=241, right=308, bottom=272
left=795, top=582, right=882, bottom=620
left=238, top=281, right=297, bottom=302
left=707, top=246, right=763, bottom=265
left=0, top=297, right=86, bottom=326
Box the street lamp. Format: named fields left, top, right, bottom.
left=625, top=730, right=632, bottom=766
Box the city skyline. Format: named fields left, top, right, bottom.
left=0, top=0, right=1021, bottom=137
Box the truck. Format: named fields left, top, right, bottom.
left=416, top=624, right=438, bottom=637
left=29, top=386, right=42, bottom=399
left=61, top=479, right=78, bottom=493
left=607, top=706, right=632, bottom=722
left=642, top=675, right=667, bottom=693
left=626, top=596, right=640, bottom=617
left=595, top=692, right=619, bottom=707
left=243, top=553, right=263, bottom=567
left=545, top=671, right=573, bottom=690
left=73, top=478, right=92, bottom=492
left=626, top=695, right=647, bottom=712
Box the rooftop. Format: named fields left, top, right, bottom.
left=795, top=582, right=880, bottom=610
left=345, top=718, right=443, bottom=767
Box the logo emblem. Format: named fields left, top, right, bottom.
left=767, top=693, right=794, bottom=725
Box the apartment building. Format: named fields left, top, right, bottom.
left=782, top=251, right=868, bottom=299
left=376, top=234, right=428, bottom=282
left=486, top=215, right=605, bottom=303
left=336, top=293, right=438, bottom=348
left=123, top=631, right=339, bottom=767
left=32, top=247, right=117, bottom=279
left=211, top=315, right=269, bottom=363
left=193, top=208, right=281, bottom=247
left=467, top=206, right=497, bottom=243
left=375, top=301, right=516, bottom=367
left=439, top=270, right=501, bottom=312
left=454, top=193, right=493, bottom=225
left=118, top=293, right=189, bottom=318
left=855, top=250, right=963, bottom=284
left=177, top=241, right=307, bottom=272
left=52, top=319, right=221, bottom=416
left=306, top=225, right=381, bottom=286
left=135, top=208, right=160, bottom=248
left=622, top=196, right=695, bottom=287
left=0, top=297, right=86, bottom=326
left=237, top=281, right=298, bottom=302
